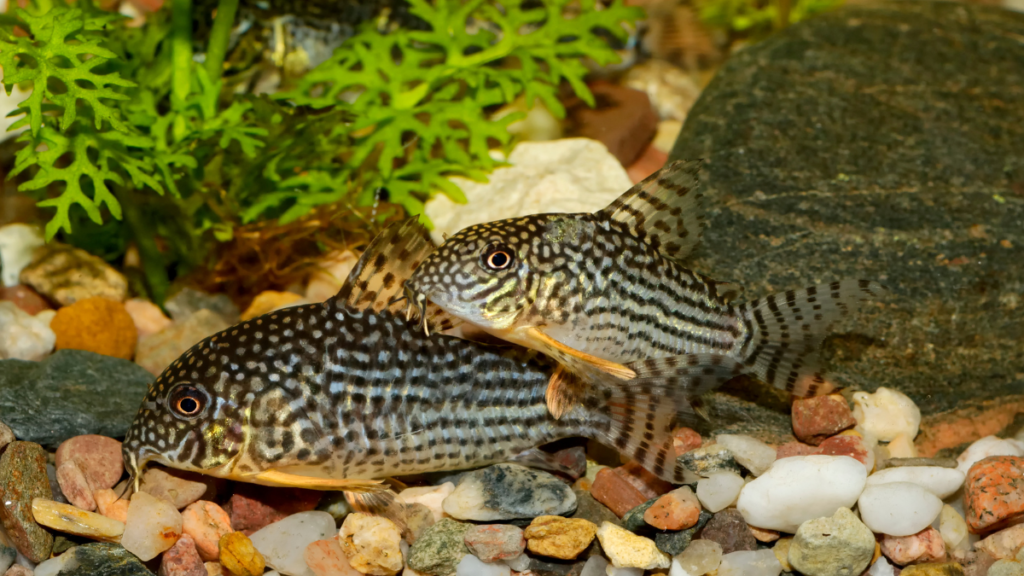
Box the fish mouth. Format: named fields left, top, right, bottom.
left=402, top=284, right=432, bottom=335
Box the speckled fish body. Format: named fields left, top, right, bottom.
left=406, top=161, right=885, bottom=412
left=122, top=220, right=700, bottom=492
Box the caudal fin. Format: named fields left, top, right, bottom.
left=591, top=354, right=742, bottom=483
left=736, top=279, right=886, bottom=396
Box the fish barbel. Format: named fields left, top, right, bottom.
left=121, top=219, right=728, bottom=502
left=405, top=160, right=886, bottom=418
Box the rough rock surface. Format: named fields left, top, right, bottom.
left=0, top=350, right=153, bottom=448
left=669, top=1, right=1024, bottom=448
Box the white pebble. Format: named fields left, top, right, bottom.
left=580, top=555, right=610, bottom=576
left=671, top=560, right=694, bottom=576
left=866, top=466, right=965, bottom=499
left=503, top=553, right=530, bottom=571
left=0, top=302, right=55, bottom=361
left=697, top=472, right=745, bottom=513
left=717, top=549, right=782, bottom=576
left=120, top=491, right=182, bottom=562
left=0, top=223, right=45, bottom=287
left=956, top=436, right=1024, bottom=476
left=736, top=455, right=867, bottom=533
left=33, top=551, right=78, bottom=576
left=455, top=554, right=511, bottom=576
left=851, top=387, right=921, bottom=442
left=858, top=482, right=943, bottom=536
left=940, top=504, right=969, bottom=552
left=867, top=556, right=895, bottom=576
left=674, top=539, right=723, bottom=576
left=249, top=511, right=335, bottom=576
left=716, top=435, right=777, bottom=476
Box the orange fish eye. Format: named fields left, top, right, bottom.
left=484, top=245, right=514, bottom=270
left=168, top=384, right=207, bottom=419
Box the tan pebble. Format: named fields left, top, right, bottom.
left=397, top=483, right=455, bottom=523
left=774, top=537, right=794, bottom=571
left=31, top=497, right=124, bottom=542
left=4, top=565, right=34, bottom=576
left=338, top=512, right=404, bottom=576
left=140, top=467, right=208, bottom=509
left=240, top=291, right=304, bottom=321
left=304, top=538, right=363, bottom=576
left=595, top=521, right=671, bottom=570
left=976, top=524, right=1024, bottom=560
left=204, top=561, right=225, bottom=575
left=56, top=460, right=97, bottom=511
left=219, top=531, right=265, bottom=576
left=182, top=500, right=233, bottom=561
left=523, top=515, right=597, bottom=560
left=120, top=490, right=183, bottom=561
left=881, top=527, right=946, bottom=565
left=750, top=525, right=781, bottom=543
left=94, top=488, right=130, bottom=523
left=123, top=298, right=173, bottom=339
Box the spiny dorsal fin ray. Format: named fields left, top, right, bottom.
left=736, top=279, right=887, bottom=397
left=589, top=353, right=742, bottom=484
left=334, top=218, right=463, bottom=331
left=597, top=159, right=706, bottom=261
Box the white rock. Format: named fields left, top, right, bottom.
left=33, top=550, right=78, bottom=576
left=851, top=387, right=921, bottom=442
left=715, top=435, right=776, bottom=476
left=674, top=539, right=723, bottom=576
left=0, top=302, right=55, bottom=361
left=120, top=491, right=182, bottom=562
left=580, top=555, right=609, bottom=576
left=956, top=436, right=1024, bottom=476
left=398, top=483, right=455, bottom=522
left=424, top=138, right=633, bottom=244
left=866, top=466, right=965, bottom=499
left=0, top=224, right=44, bottom=287
left=455, top=554, right=511, bottom=576
left=249, top=511, right=336, bottom=576
left=858, top=482, right=943, bottom=536
left=503, top=553, right=530, bottom=571
left=697, top=472, right=745, bottom=513
left=607, top=568, right=644, bottom=576
left=736, top=455, right=867, bottom=533
left=717, top=549, right=782, bottom=576
left=940, top=504, right=969, bottom=552
left=867, top=556, right=895, bottom=576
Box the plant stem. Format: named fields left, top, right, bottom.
left=205, top=0, right=239, bottom=79
left=120, top=190, right=170, bottom=305
left=171, top=0, right=193, bottom=111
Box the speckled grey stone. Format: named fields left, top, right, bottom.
left=442, top=463, right=576, bottom=521
left=407, top=518, right=471, bottom=576
left=61, top=543, right=155, bottom=576
left=0, top=350, right=153, bottom=448
left=655, top=510, right=712, bottom=555
left=670, top=1, right=1024, bottom=444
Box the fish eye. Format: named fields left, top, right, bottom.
left=482, top=245, right=515, bottom=271
left=167, top=384, right=208, bottom=420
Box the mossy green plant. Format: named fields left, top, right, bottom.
left=0, top=0, right=642, bottom=303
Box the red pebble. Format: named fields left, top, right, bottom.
left=818, top=434, right=870, bottom=466
left=964, top=456, right=1024, bottom=533
left=591, top=462, right=672, bottom=518
left=0, top=284, right=51, bottom=315
left=56, top=460, right=97, bottom=511
left=774, top=441, right=822, bottom=460
left=644, top=486, right=701, bottom=531
left=225, top=485, right=322, bottom=534
left=464, top=524, right=526, bottom=562
left=791, top=394, right=856, bottom=446
left=159, top=533, right=207, bottom=576
left=673, top=427, right=703, bottom=457
left=55, top=435, right=124, bottom=491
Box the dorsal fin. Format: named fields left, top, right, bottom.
left=334, top=219, right=462, bottom=332
left=597, top=159, right=706, bottom=261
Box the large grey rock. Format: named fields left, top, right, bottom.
left=670, top=1, right=1024, bottom=451
left=0, top=350, right=153, bottom=448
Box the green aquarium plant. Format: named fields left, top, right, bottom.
left=697, top=0, right=841, bottom=37
left=0, top=0, right=642, bottom=303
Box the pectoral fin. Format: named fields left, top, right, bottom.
left=525, top=327, right=636, bottom=380
left=345, top=489, right=411, bottom=534
left=252, top=469, right=387, bottom=492
left=545, top=365, right=587, bottom=420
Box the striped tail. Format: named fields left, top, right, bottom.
left=736, top=279, right=886, bottom=397
left=589, top=354, right=742, bottom=483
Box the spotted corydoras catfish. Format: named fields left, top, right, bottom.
left=122, top=219, right=728, bottom=505
left=405, top=160, right=886, bottom=419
